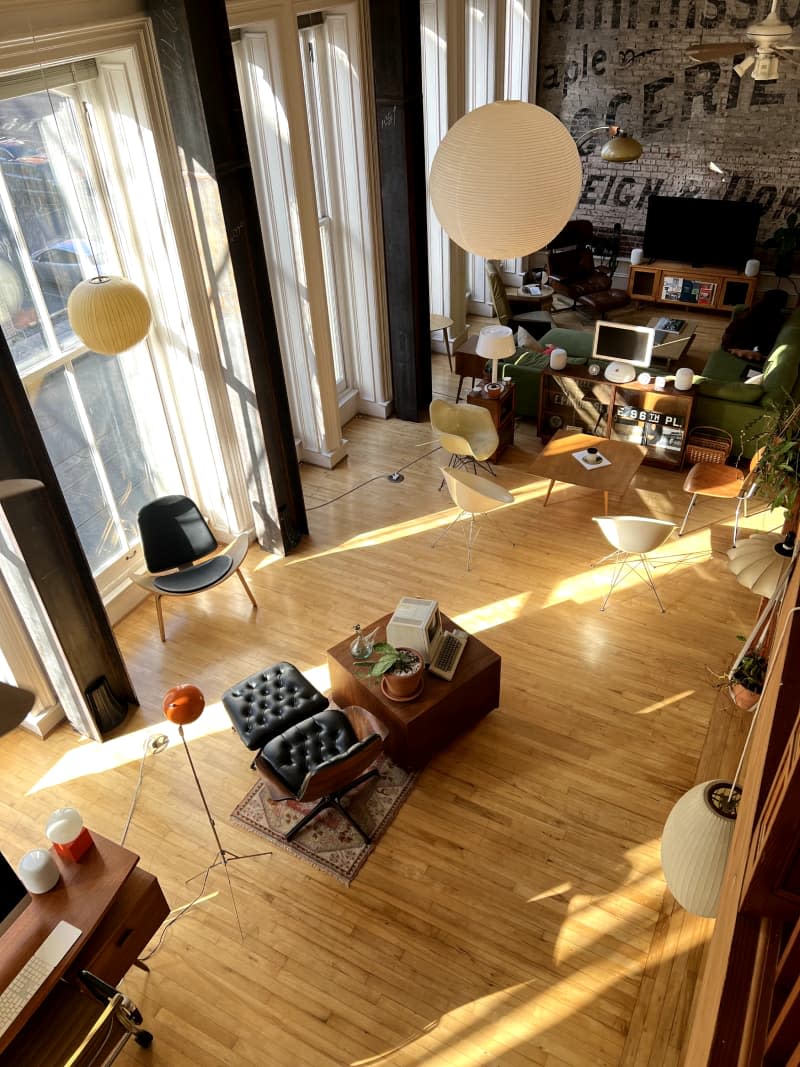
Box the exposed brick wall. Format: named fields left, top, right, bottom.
left=537, top=0, right=800, bottom=258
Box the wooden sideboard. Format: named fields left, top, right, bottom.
left=628, top=259, right=757, bottom=312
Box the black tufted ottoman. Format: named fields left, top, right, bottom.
left=222, top=662, right=329, bottom=752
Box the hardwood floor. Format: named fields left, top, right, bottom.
left=0, top=324, right=774, bottom=1065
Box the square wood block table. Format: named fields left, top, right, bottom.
left=326, top=613, right=501, bottom=770
left=530, top=429, right=646, bottom=514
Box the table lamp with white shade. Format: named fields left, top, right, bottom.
left=476, top=325, right=516, bottom=385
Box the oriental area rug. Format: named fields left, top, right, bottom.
left=230, top=756, right=417, bottom=885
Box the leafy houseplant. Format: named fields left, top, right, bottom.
left=729, top=651, right=768, bottom=710
left=745, top=399, right=800, bottom=529
left=358, top=642, right=424, bottom=701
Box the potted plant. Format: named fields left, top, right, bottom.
left=744, top=398, right=800, bottom=532
left=729, top=650, right=768, bottom=710
left=358, top=642, right=425, bottom=701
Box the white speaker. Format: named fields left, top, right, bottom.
left=674, top=367, right=694, bottom=391
left=631, top=248, right=644, bottom=266
left=549, top=347, right=568, bottom=370
left=745, top=258, right=760, bottom=277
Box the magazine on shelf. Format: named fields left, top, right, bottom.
left=661, top=276, right=683, bottom=301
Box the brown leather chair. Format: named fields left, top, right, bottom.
left=546, top=221, right=612, bottom=307
left=254, top=705, right=388, bottom=842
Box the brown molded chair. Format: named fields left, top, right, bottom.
left=678, top=448, right=765, bottom=545
left=254, top=705, right=388, bottom=843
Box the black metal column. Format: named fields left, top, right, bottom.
left=148, top=0, right=307, bottom=551
left=0, top=333, right=136, bottom=731
left=369, top=0, right=432, bottom=421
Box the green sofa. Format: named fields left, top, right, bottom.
left=691, top=308, right=800, bottom=457
left=502, top=311, right=800, bottom=458
left=500, top=328, right=593, bottom=419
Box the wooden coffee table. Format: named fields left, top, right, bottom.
left=326, top=613, right=501, bottom=769
left=530, top=429, right=646, bottom=515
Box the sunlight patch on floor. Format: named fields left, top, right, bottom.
left=452, top=594, right=531, bottom=635
left=26, top=700, right=232, bottom=794
left=543, top=527, right=714, bottom=607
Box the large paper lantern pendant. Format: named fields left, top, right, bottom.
left=67, top=275, right=152, bottom=355
left=429, top=101, right=582, bottom=260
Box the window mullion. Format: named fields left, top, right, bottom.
left=62, top=361, right=130, bottom=558
left=0, top=168, right=62, bottom=356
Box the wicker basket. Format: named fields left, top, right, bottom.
left=684, top=427, right=733, bottom=466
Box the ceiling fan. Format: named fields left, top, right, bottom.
left=687, top=0, right=800, bottom=80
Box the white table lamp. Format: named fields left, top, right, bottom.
left=476, top=325, right=516, bottom=383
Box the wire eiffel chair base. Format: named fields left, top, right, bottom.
left=599, top=551, right=666, bottom=613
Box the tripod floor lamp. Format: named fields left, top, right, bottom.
left=162, top=684, right=270, bottom=938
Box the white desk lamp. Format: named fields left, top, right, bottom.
left=476, top=325, right=516, bottom=384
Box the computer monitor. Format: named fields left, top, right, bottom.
left=592, top=320, right=655, bottom=383
left=0, top=848, right=31, bottom=936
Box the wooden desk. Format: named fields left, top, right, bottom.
left=530, top=429, right=646, bottom=515
left=327, top=613, right=501, bottom=769
left=0, top=833, right=168, bottom=1056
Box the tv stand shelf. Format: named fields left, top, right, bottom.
left=628, top=260, right=757, bottom=312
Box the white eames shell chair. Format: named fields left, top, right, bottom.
left=593, top=515, right=677, bottom=612
left=435, top=467, right=514, bottom=570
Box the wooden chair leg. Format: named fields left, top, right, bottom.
left=236, top=568, right=258, bottom=608
left=155, top=595, right=166, bottom=643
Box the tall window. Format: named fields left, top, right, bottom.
left=0, top=68, right=184, bottom=589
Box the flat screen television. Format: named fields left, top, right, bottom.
left=592, top=320, right=655, bottom=383
left=0, top=848, right=31, bottom=936
left=642, top=196, right=761, bottom=271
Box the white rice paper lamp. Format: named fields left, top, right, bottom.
left=429, top=101, right=582, bottom=260
left=727, top=532, right=794, bottom=598
left=661, top=780, right=740, bottom=917
left=67, top=276, right=152, bottom=356
left=476, top=324, right=516, bottom=382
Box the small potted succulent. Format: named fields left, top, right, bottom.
left=358, top=642, right=425, bottom=701
left=729, top=650, right=768, bottom=710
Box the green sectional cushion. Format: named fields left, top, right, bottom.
left=694, top=378, right=765, bottom=403
left=702, top=349, right=749, bottom=383
left=762, top=340, right=800, bottom=397
left=537, top=328, right=593, bottom=361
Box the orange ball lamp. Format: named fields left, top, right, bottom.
left=163, top=684, right=205, bottom=725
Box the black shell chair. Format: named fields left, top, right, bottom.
left=132, top=494, right=257, bottom=641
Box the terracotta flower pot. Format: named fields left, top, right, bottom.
left=730, top=683, right=761, bottom=711
left=382, top=649, right=424, bottom=701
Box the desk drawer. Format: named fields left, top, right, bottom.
left=76, top=868, right=169, bottom=984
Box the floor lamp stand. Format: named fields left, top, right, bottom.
left=178, top=725, right=270, bottom=939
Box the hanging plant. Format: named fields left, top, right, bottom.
left=729, top=650, right=768, bottom=709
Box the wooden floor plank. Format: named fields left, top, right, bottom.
left=0, top=310, right=773, bottom=1065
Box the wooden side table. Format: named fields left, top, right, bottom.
left=467, top=381, right=515, bottom=462
left=430, top=313, right=454, bottom=371
left=453, top=334, right=488, bottom=401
